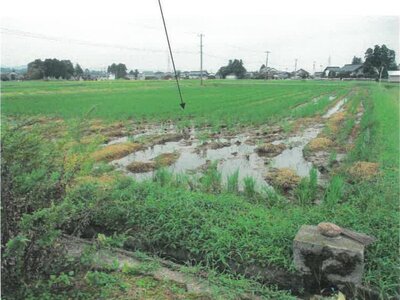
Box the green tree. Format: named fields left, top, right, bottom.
left=364, top=44, right=397, bottom=79
left=74, top=64, right=84, bottom=78
left=27, top=59, right=45, bottom=80
left=217, top=59, right=247, bottom=79
left=351, top=56, right=362, bottom=64
left=107, top=63, right=127, bottom=79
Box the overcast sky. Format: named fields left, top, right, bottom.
left=1, top=0, right=399, bottom=73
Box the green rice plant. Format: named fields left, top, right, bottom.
left=328, top=150, right=337, bottom=167
left=200, top=161, right=222, bottom=193
left=153, top=168, right=173, bottom=186
left=243, top=176, right=256, bottom=198
left=173, top=173, right=190, bottom=189
left=323, top=175, right=344, bottom=207
left=263, top=187, right=287, bottom=207
left=227, top=170, right=239, bottom=194
left=1, top=80, right=351, bottom=128
left=294, top=168, right=318, bottom=205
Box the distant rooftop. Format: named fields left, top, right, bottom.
left=340, top=64, right=363, bottom=72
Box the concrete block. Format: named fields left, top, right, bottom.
left=293, top=225, right=364, bottom=285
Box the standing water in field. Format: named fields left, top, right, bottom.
left=110, top=98, right=347, bottom=190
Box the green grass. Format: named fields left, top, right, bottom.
left=2, top=80, right=351, bottom=127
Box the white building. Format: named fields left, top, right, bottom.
left=387, top=70, right=400, bottom=83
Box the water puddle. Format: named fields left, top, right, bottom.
left=270, top=126, right=323, bottom=177
left=323, top=98, right=347, bottom=118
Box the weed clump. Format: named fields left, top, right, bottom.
left=265, top=168, right=301, bottom=192
left=307, top=137, right=334, bottom=152
left=255, top=143, right=286, bottom=157
left=348, top=161, right=379, bottom=181
left=154, top=152, right=180, bottom=167
left=92, top=142, right=142, bottom=162
left=327, top=112, right=345, bottom=134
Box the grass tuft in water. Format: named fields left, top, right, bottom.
left=227, top=170, right=239, bottom=194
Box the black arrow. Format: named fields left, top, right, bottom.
left=158, top=0, right=186, bottom=110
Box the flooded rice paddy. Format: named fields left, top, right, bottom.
left=110, top=97, right=346, bottom=190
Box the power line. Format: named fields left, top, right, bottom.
left=0, top=27, right=198, bottom=55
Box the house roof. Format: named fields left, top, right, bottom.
left=340, top=64, right=363, bottom=72
left=293, top=69, right=309, bottom=74
left=189, top=71, right=209, bottom=75
left=324, top=66, right=341, bottom=72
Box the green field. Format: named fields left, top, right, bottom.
left=1, top=80, right=350, bottom=125
left=1, top=80, right=399, bottom=299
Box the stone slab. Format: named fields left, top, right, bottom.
left=293, top=225, right=364, bottom=285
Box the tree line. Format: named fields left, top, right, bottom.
left=26, top=59, right=82, bottom=80
left=25, top=59, right=134, bottom=80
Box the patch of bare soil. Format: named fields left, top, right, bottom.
left=195, top=141, right=231, bottom=153
left=127, top=161, right=157, bottom=173
left=145, top=133, right=185, bottom=147
left=304, top=151, right=332, bottom=174
left=92, top=142, right=143, bottom=162
left=291, top=117, right=322, bottom=133
left=244, top=132, right=283, bottom=146
left=348, top=161, right=380, bottom=181
left=265, top=168, right=301, bottom=192
left=209, top=141, right=231, bottom=150
left=154, top=152, right=180, bottom=167
left=255, top=143, right=286, bottom=157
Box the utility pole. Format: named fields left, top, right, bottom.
left=264, top=51, right=271, bottom=80
left=199, top=33, right=204, bottom=86
left=294, top=59, right=298, bottom=72
left=313, top=61, right=316, bottom=74
left=167, top=51, right=171, bottom=73
left=328, top=56, right=331, bottom=66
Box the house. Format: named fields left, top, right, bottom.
left=387, top=70, right=400, bottom=83
left=108, top=73, right=116, bottom=80
left=163, top=72, right=173, bottom=80
left=139, top=71, right=157, bottom=80
left=292, top=69, right=310, bottom=79
left=189, top=71, right=209, bottom=79
left=154, top=71, right=165, bottom=80
left=313, top=72, right=323, bottom=79
left=339, top=64, right=364, bottom=78
left=225, top=73, right=237, bottom=80
left=260, top=67, right=279, bottom=79
left=181, top=71, right=190, bottom=79
left=273, top=72, right=290, bottom=80
left=323, top=66, right=341, bottom=78
left=245, top=71, right=257, bottom=79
